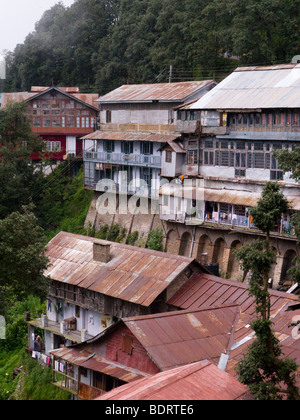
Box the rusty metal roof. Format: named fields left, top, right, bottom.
left=97, top=81, right=215, bottom=104
left=191, top=64, right=300, bottom=110
left=50, top=347, right=148, bottom=382
left=31, top=86, right=80, bottom=94
left=49, top=347, right=92, bottom=366
left=96, top=360, right=252, bottom=400
left=45, top=232, right=200, bottom=307
left=0, top=92, right=36, bottom=107
left=122, top=306, right=240, bottom=370
left=0, top=87, right=99, bottom=110
left=81, top=130, right=179, bottom=143
left=168, top=273, right=299, bottom=314
left=167, top=273, right=300, bottom=383
left=159, top=184, right=261, bottom=207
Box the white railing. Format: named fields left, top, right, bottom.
left=84, top=151, right=161, bottom=167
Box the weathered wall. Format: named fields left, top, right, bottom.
left=85, top=192, right=299, bottom=290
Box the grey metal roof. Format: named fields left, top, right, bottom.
left=191, top=64, right=300, bottom=110
left=97, top=81, right=215, bottom=104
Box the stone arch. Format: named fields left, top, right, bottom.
left=196, top=234, right=211, bottom=263
left=280, top=249, right=297, bottom=285
left=212, top=237, right=227, bottom=273
left=179, top=231, right=192, bottom=257
left=165, top=229, right=179, bottom=255
left=227, top=240, right=243, bottom=281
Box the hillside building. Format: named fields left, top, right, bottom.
left=27, top=231, right=209, bottom=356
left=1, top=86, right=99, bottom=165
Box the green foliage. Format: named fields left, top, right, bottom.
left=17, top=356, right=70, bottom=401
left=95, top=223, right=127, bottom=243
left=234, top=182, right=300, bottom=400
left=0, top=206, right=50, bottom=313
left=37, top=166, right=94, bottom=241
left=0, top=350, right=23, bottom=400
left=146, top=229, right=164, bottom=252
left=126, top=231, right=139, bottom=246
left=250, top=182, right=289, bottom=236
left=5, top=0, right=300, bottom=94
left=0, top=102, right=44, bottom=219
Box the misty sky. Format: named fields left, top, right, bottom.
left=0, top=0, right=75, bottom=54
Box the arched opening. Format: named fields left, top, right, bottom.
left=197, top=234, right=211, bottom=263
left=227, top=240, right=243, bottom=281
left=165, top=230, right=179, bottom=255
left=179, top=232, right=192, bottom=257
left=212, top=238, right=226, bottom=273
left=281, top=250, right=297, bottom=285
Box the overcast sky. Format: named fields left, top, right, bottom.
left=0, top=0, right=75, bottom=54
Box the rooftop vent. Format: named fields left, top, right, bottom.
left=93, top=240, right=111, bottom=264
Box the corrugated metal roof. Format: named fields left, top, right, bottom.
left=97, top=81, right=215, bottom=103
left=167, top=273, right=300, bottom=382
left=159, top=184, right=261, bottom=207
left=81, top=130, right=179, bottom=143
left=45, top=232, right=200, bottom=307
left=0, top=87, right=99, bottom=110
left=49, top=347, right=92, bottom=365
left=1, top=92, right=36, bottom=107
left=191, top=64, right=300, bottom=110
left=50, top=347, right=149, bottom=382
left=31, top=86, right=80, bottom=94
left=168, top=273, right=299, bottom=314
left=96, top=360, right=253, bottom=401
left=122, top=306, right=240, bottom=370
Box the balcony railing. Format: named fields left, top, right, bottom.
left=185, top=212, right=294, bottom=237
left=84, top=151, right=161, bottom=168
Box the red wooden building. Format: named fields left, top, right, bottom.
left=1, top=86, right=99, bottom=162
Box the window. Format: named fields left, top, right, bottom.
left=168, top=110, right=174, bottom=124
left=43, top=141, right=61, bottom=152
left=121, top=335, right=133, bottom=355
left=104, top=140, right=115, bottom=153
left=255, top=114, right=262, bottom=125
left=121, top=141, right=133, bottom=154
left=106, top=110, right=112, bottom=123
left=76, top=117, right=80, bottom=128
left=66, top=100, right=75, bottom=109
left=204, top=151, right=214, bottom=165
left=165, top=151, right=172, bottom=163
left=204, top=140, right=214, bottom=149
left=81, top=117, right=85, bottom=128
left=52, top=117, right=60, bottom=127
left=67, top=117, right=75, bottom=127
left=220, top=151, right=229, bottom=166
left=141, top=142, right=153, bottom=155
left=187, top=150, right=198, bottom=165
left=43, top=117, right=51, bottom=127
left=33, top=117, right=41, bottom=127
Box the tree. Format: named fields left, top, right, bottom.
left=235, top=182, right=300, bottom=400
left=275, top=146, right=300, bottom=284
left=0, top=205, right=49, bottom=315
left=0, top=101, right=44, bottom=219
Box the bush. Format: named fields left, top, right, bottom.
left=146, top=229, right=164, bottom=252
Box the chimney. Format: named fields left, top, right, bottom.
left=93, top=240, right=111, bottom=263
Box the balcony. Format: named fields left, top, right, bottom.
left=84, top=151, right=161, bottom=168
left=27, top=317, right=94, bottom=344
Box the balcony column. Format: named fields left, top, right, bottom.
left=222, top=246, right=232, bottom=278
left=272, top=254, right=285, bottom=290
